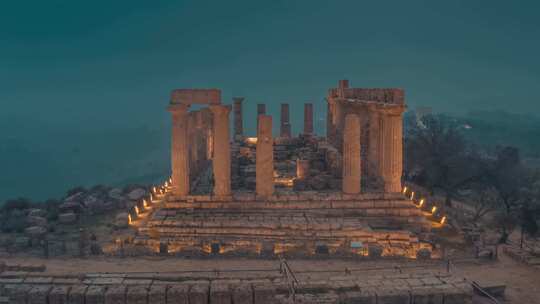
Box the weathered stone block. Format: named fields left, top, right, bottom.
left=252, top=284, right=276, bottom=304
left=167, top=284, right=189, bottom=304
left=68, top=285, right=88, bottom=304
left=3, top=284, right=32, bottom=304
left=410, top=287, right=443, bottom=304
left=376, top=288, right=410, bottom=304
left=443, top=289, right=471, bottom=304
left=339, top=290, right=376, bottom=304
left=127, top=285, right=148, bottom=304
left=210, top=282, right=231, bottom=304
left=104, top=285, right=126, bottom=304
left=28, top=285, right=52, bottom=304
left=189, top=282, right=209, bottom=304
left=148, top=284, right=167, bottom=304
left=231, top=283, right=253, bottom=304
left=48, top=285, right=70, bottom=304
left=86, top=285, right=106, bottom=304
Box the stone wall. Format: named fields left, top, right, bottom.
left=0, top=271, right=471, bottom=304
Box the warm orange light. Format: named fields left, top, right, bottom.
left=134, top=206, right=140, bottom=215
left=440, top=216, right=446, bottom=225
left=431, top=206, right=437, bottom=214
left=149, top=194, right=153, bottom=202
left=418, top=199, right=425, bottom=207
left=128, top=214, right=132, bottom=225
left=245, top=137, right=258, bottom=144
left=410, top=191, right=415, bottom=200
left=275, top=177, right=294, bottom=187
left=165, top=181, right=169, bottom=187
left=402, top=186, right=408, bottom=194
left=152, top=186, right=157, bottom=194
left=143, top=199, right=147, bottom=208
left=168, top=177, right=172, bottom=184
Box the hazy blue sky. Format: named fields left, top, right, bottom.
left=1, top=1, right=539, bottom=201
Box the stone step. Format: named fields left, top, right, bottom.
left=138, top=226, right=416, bottom=241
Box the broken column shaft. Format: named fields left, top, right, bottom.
left=233, top=97, right=244, bottom=139
left=280, top=103, right=291, bottom=138
left=304, top=103, right=313, bottom=135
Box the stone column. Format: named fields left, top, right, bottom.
left=210, top=105, right=232, bottom=197
left=256, top=115, right=274, bottom=197
left=280, top=103, right=291, bottom=138
left=168, top=103, right=190, bottom=197
left=333, top=100, right=345, bottom=151
left=188, top=113, right=198, bottom=175
left=379, top=109, right=403, bottom=193
left=233, top=97, right=244, bottom=139
left=304, top=103, right=314, bottom=135
left=257, top=103, right=266, bottom=132
left=367, top=106, right=380, bottom=177
left=342, top=114, right=361, bottom=194
left=327, top=100, right=335, bottom=143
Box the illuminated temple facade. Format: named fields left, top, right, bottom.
left=133, top=80, right=431, bottom=258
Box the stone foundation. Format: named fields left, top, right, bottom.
left=0, top=271, right=471, bottom=304
left=129, top=192, right=430, bottom=258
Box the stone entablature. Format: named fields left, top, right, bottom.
left=170, top=88, right=221, bottom=105
left=327, top=80, right=405, bottom=193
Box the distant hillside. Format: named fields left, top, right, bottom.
left=456, top=110, right=540, bottom=158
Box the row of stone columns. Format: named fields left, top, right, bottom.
left=329, top=101, right=404, bottom=193
left=169, top=98, right=316, bottom=198
left=237, top=102, right=314, bottom=138
left=169, top=103, right=232, bottom=197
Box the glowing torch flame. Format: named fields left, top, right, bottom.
left=431, top=206, right=437, bottom=214
left=410, top=191, right=415, bottom=200
left=419, top=199, right=425, bottom=207
left=134, top=206, right=139, bottom=215
left=143, top=199, right=147, bottom=208
left=440, top=216, right=447, bottom=225
left=402, top=186, right=408, bottom=194
left=128, top=214, right=132, bottom=225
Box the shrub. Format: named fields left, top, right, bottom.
left=0, top=214, right=28, bottom=233
left=1, top=198, right=34, bottom=213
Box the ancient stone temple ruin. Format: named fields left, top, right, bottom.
left=133, top=80, right=431, bottom=258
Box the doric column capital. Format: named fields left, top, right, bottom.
left=168, top=103, right=190, bottom=115
left=209, top=104, right=231, bottom=116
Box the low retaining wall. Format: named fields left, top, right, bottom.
left=0, top=271, right=471, bottom=304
